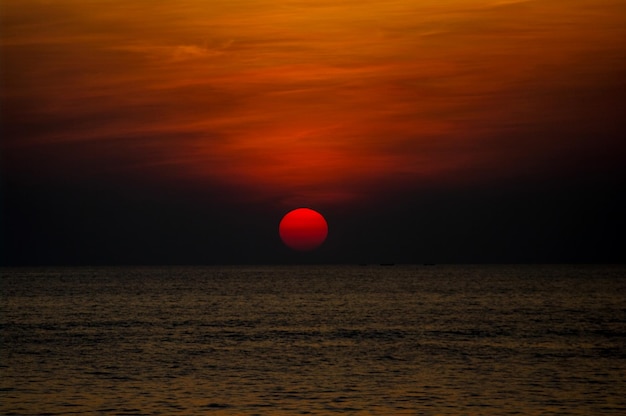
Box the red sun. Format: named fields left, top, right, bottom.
left=279, top=208, right=328, bottom=251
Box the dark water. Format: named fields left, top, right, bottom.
left=1, top=265, right=625, bottom=415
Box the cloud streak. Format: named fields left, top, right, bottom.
left=2, top=0, right=625, bottom=208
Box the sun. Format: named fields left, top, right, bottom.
left=279, top=208, right=328, bottom=251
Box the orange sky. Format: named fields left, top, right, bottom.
left=2, top=0, right=625, bottom=209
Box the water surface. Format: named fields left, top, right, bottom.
left=2, top=265, right=625, bottom=414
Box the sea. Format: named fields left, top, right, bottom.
left=1, top=265, right=625, bottom=415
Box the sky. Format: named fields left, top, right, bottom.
left=1, top=0, right=625, bottom=265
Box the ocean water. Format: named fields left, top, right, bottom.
left=1, top=265, right=625, bottom=415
